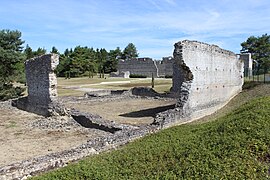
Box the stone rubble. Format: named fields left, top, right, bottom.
left=1, top=40, right=245, bottom=179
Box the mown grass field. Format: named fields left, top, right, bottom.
left=57, top=76, right=172, bottom=96
left=31, top=83, right=270, bottom=179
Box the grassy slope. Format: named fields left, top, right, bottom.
left=33, top=84, right=270, bottom=179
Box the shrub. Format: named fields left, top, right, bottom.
left=0, top=83, right=25, bottom=101
left=165, top=75, right=173, bottom=78
left=129, top=74, right=147, bottom=78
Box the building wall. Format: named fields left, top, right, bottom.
left=14, top=54, right=60, bottom=116
left=26, top=54, right=59, bottom=105
left=156, top=40, right=244, bottom=126
left=239, top=53, right=253, bottom=76
left=155, top=57, right=173, bottom=77
left=117, top=57, right=173, bottom=78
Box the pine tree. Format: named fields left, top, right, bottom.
left=51, top=46, right=59, bottom=54
left=0, top=29, right=25, bottom=100
left=241, top=34, right=270, bottom=71
left=33, top=47, right=46, bottom=56
left=123, top=43, right=139, bottom=59
left=24, top=44, right=33, bottom=59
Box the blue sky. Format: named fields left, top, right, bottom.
left=1, top=0, right=270, bottom=59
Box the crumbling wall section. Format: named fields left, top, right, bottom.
left=118, top=58, right=158, bottom=77
left=13, top=54, right=65, bottom=116
left=117, top=57, right=173, bottom=78
left=155, top=40, right=244, bottom=127
left=26, top=54, right=58, bottom=103
left=239, top=53, right=253, bottom=77
left=156, top=57, right=174, bottom=77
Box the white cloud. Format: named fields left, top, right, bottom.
left=1, top=0, right=270, bottom=58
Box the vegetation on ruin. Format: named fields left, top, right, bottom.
left=32, top=84, right=270, bottom=179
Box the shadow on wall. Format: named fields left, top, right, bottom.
left=119, top=104, right=175, bottom=118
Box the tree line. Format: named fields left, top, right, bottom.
left=241, top=33, right=270, bottom=73
left=0, top=29, right=139, bottom=100
left=0, top=29, right=269, bottom=100
left=25, top=42, right=139, bottom=78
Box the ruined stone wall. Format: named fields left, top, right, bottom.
left=117, top=57, right=173, bottom=78
left=26, top=54, right=59, bottom=103
left=239, top=53, right=253, bottom=76
left=155, top=40, right=244, bottom=126
left=13, top=54, right=63, bottom=116
left=156, top=57, right=174, bottom=77
left=117, top=58, right=158, bottom=77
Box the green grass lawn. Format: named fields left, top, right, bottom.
left=32, top=84, right=270, bottom=179
left=57, top=76, right=132, bottom=86
left=57, top=77, right=172, bottom=96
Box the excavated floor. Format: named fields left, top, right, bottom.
left=63, top=97, right=177, bottom=126
left=0, top=101, right=110, bottom=167
left=0, top=96, right=176, bottom=167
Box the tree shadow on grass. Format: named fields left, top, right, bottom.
left=119, top=104, right=175, bottom=118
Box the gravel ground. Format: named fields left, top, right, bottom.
left=0, top=100, right=110, bottom=167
